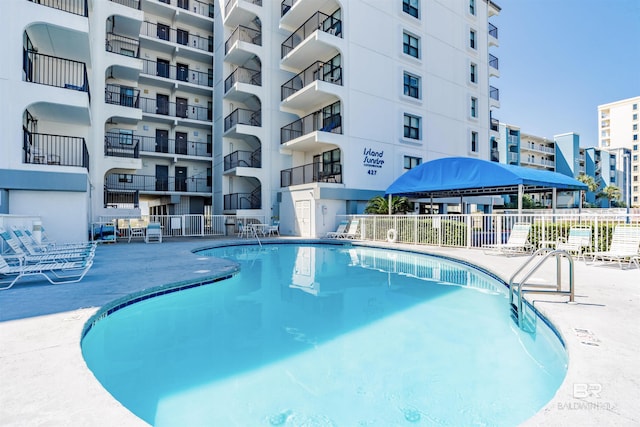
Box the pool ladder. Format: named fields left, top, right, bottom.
left=508, top=248, right=575, bottom=331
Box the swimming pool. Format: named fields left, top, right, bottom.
left=82, top=243, right=567, bottom=426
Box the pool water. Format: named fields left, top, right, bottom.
left=82, top=244, right=567, bottom=426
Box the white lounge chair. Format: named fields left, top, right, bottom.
left=22, top=228, right=96, bottom=251
left=326, top=220, right=349, bottom=239
left=556, top=227, right=592, bottom=261
left=334, top=219, right=360, bottom=240
left=9, top=227, right=95, bottom=259
left=0, top=227, right=94, bottom=264
left=587, top=226, right=640, bottom=269
left=145, top=222, right=163, bottom=243
left=0, top=254, right=93, bottom=290
left=483, top=223, right=534, bottom=255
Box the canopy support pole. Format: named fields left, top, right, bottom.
left=430, top=195, right=434, bottom=214
left=388, top=194, right=392, bottom=215
left=517, top=184, right=524, bottom=216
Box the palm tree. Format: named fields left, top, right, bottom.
left=576, top=173, right=598, bottom=206
left=364, top=195, right=412, bottom=214
left=597, top=185, right=622, bottom=207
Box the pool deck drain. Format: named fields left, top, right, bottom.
left=0, top=237, right=639, bottom=426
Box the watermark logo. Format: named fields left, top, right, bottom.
left=557, top=383, right=614, bottom=411
left=573, top=383, right=602, bottom=399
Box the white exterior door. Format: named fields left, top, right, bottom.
left=295, top=200, right=311, bottom=237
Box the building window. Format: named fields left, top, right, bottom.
left=471, top=131, right=478, bottom=152
left=634, top=165, right=638, bottom=172
left=118, top=174, right=133, bottom=183
left=470, top=63, right=477, bottom=83
left=469, top=0, right=476, bottom=15
left=470, top=97, right=478, bottom=118
left=469, top=29, right=477, bottom=49
left=633, top=103, right=638, bottom=110
left=403, top=0, right=419, bottom=18
left=403, top=32, right=419, bottom=58
left=634, top=135, right=638, bottom=141
left=404, top=155, right=422, bottom=170
left=403, top=72, right=420, bottom=99
left=633, top=113, right=638, bottom=120
left=633, top=144, right=638, bottom=151
left=634, top=124, right=638, bottom=131
left=404, top=113, right=421, bottom=139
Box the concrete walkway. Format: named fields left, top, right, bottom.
left=0, top=238, right=638, bottom=426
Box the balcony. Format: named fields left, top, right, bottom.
left=281, top=11, right=342, bottom=70
left=488, top=23, right=498, bottom=46
left=106, top=33, right=140, bottom=58
left=489, top=54, right=499, bottom=77
left=224, top=25, right=262, bottom=64
left=224, top=66, right=261, bottom=93
left=281, top=61, right=341, bottom=111
left=490, top=117, right=499, bottom=132
left=178, top=0, right=215, bottom=18
left=109, top=0, right=141, bottom=9
left=140, top=21, right=213, bottom=54
left=29, top=0, right=88, bottom=16
left=23, top=129, right=89, bottom=169
left=104, top=189, right=139, bottom=209
left=224, top=108, right=262, bottom=132
left=105, top=84, right=141, bottom=108
left=490, top=148, right=500, bottom=162
left=224, top=188, right=261, bottom=210
left=141, top=59, right=213, bottom=89
left=224, top=149, right=261, bottom=170
left=489, top=86, right=500, bottom=107
left=105, top=173, right=211, bottom=194
left=281, top=106, right=342, bottom=150
left=23, top=50, right=91, bottom=101
left=139, top=96, right=211, bottom=122
left=224, top=0, right=262, bottom=27
left=104, top=132, right=140, bottom=158
left=134, top=134, right=212, bottom=157
left=280, top=162, right=342, bottom=187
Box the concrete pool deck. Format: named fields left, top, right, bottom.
left=0, top=237, right=638, bottom=426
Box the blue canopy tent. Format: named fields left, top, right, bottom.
left=385, top=157, right=588, bottom=213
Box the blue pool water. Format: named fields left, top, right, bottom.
left=82, top=244, right=567, bottom=426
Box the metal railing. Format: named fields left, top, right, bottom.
left=224, top=66, right=261, bottom=92
left=23, top=50, right=90, bottom=100
left=489, top=54, right=499, bottom=70
left=139, top=96, right=211, bottom=121
left=104, top=189, right=139, bottom=208
left=490, top=86, right=500, bottom=101
left=224, top=149, right=261, bottom=170
left=142, top=59, right=212, bottom=87
left=488, top=22, right=498, bottom=39
left=280, top=162, right=342, bottom=187
left=134, top=134, right=212, bottom=157
left=281, top=109, right=342, bottom=143
left=106, top=33, right=140, bottom=57
left=280, top=0, right=297, bottom=17
left=224, top=108, right=261, bottom=131
left=104, top=133, right=140, bottom=158
left=105, top=84, right=140, bottom=108
left=141, top=21, right=213, bottom=53
left=105, top=174, right=211, bottom=193
left=225, top=0, right=262, bottom=15
left=281, top=11, right=342, bottom=58
left=281, top=61, right=342, bottom=100
left=224, top=191, right=261, bottom=210
left=29, top=0, right=88, bottom=16
left=490, top=117, right=499, bottom=132
left=23, top=128, right=89, bottom=170
left=224, top=25, right=262, bottom=55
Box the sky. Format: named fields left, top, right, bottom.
left=492, top=0, right=640, bottom=147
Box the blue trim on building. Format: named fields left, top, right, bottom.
left=0, top=169, right=87, bottom=192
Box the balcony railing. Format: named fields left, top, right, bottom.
left=104, top=132, right=140, bottom=158
left=224, top=148, right=261, bottom=170
left=225, top=0, right=262, bottom=15
left=23, top=128, right=89, bottom=170
left=281, top=0, right=297, bottom=17
left=178, top=0, right=214, bottom=18
left=224, top=25, right=262, bottom=55
left=488, top=22, right=498, bottom=39
left=104, top=189, right=139, bottom=208
left=23, top=50, right=91, bottom=101
left=281, top=11, right=342, bottom=58
left=141, top=21, right=213, bottom=53
left=281, top=61, right=342, bottom=100
left=280, top=162, right=342, bottom=187
left=489, top=54, right=499, bottom=70
left=224, top=191, right=261, bottom=210
left=106, top=33, right=140, bottom=57
left=281, top=110, right=342, bottom=144
left=142, top=59, right=213, bottom=87
left=139, top=97, right=211, bottom=121
left=490, top=86, right=500, bottom=101
left=135, top=134, right=212, bottom=157
left=105, top=174, right=211, bottom=193
left=224, top=66, right=261, bottom=92
left=490, top=148, right=500, bottom=162
left=224, top=108, right=261, bottom=131
left=29, top=0, right=88, bottom=16
left=105, top=84, right=141, bottom=108
left=109, top=0, right=141, bottom=9
left=490, top=118, right=499, bottom=132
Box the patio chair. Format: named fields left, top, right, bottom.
left=326, top=220, right=349, bottom=239
left=586, top=226, right=640, bottom=269
left=145, top=222, right=163, bottom=243
left=10, top=227, right=95, bottom=259
left=334, top=219, right=360, bottom=240
left=0, top=254, right=93, bottom=291
left=482, top=223, right=534, bottom=256
left=0, top=227, right=93, bottom=264
left=22, top=228, right=96, bottom=252
left=556, top=227, right=592, bottom=261
left=266, top=221, right=280, bottom=237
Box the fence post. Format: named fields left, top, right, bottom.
left=466, top=214, right=471, bottom=248
left=414, top=215, right=418, bottom=245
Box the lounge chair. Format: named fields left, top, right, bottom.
left=334, top=219, right=360, bottom=240
left=483, top=223, right=534, bottom=256
left=326, top=220, right=349, bottom=238
left=22, top=228, right=96, bottom=251
left=556, top=227, right=592, bottom=261
left=145, top=222, right=163, bottom=243
left=586, top=226, right=640, bottom=269
left=266, top=221, right=280, bottom=237
left=0, top=254, right=93, bottom=291
left=9, top=227, right=95, bottom=258
left=1, top=227, right=94, bottom=264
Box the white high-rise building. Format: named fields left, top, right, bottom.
left=0, top=0, right=500, bottom=239
left=598, top=96, right=640, bottom=207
